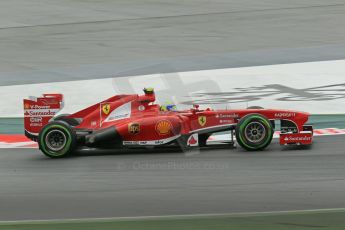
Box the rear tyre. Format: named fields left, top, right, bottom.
left=235, top=114, right=273, bottom=151
left=53, top=114, right=81, bottom=126
left=38, top=121, right=76, bottom=158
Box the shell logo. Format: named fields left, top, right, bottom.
left=24, top=103, right=30, bottom=109
left=155, top=120, right=172, bottom=135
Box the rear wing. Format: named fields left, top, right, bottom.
left=23, top=94, right=64, bottom=141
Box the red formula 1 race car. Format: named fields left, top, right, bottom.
left=23, top=88, right=313, bottom=158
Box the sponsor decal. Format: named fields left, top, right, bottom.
left=91, top=121, right=97, bottom=126
left=128, top=123, right=140, bottom=135
left=283, top=136, right=312, bottom=142
left=24, top=109, right=60, bottom=117
left=30, top=117, right=42, bottom=123
left=123, top=141, right=139, bottom=145
left=29, top=117, right=43, bottom=127
left=155, top=120, right=172, bottom=135
left=198, top=116, right=207, bottom=126
left=102, top=104, right=111, bottom=115
left=122, top=135, right=180, bottom=146
left=104, top=102, right=131, bottom=122
left=219, top=119, right=234, bottom=123
left=187, top=133, right=198, bottom=146
left=281, top=127, right=298, bottom=133
left=155, top=140, right=164, bottom=145
left=25, top=104, right=51, bottom=110
left=274, top=112, right=296, bottom=118
left=138, top=105, right=145, bottom=111
left=215, top=114, right=239, bottom=119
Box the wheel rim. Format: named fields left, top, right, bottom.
left=244, top=121, right=266, bottom=143
left=45, top=130, right=67, bottom=151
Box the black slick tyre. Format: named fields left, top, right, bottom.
left=38, top=121, right=76, bottom=158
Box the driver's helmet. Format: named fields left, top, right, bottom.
left=160, top=102, right=177, bottom=111
left=143, top=87, right=154, bottom=94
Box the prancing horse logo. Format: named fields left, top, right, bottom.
left=198, top=116, right=207, bottom=126
left=102, top=104, right=111, bottom=115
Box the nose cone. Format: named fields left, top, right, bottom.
left=294, top=110, right=310, bottom=125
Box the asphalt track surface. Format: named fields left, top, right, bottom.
left=1, top=0, right=345, bottom=223
left=1, top=0, right=345, bottom=85
left=1, top=135, right=345, bottom=221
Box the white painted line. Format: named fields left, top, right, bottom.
left=0, top=142, right=36, bottom=148
left=1, top=208, right=345, bottom=225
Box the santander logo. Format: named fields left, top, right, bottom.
left=284, top=136, right=312, bottom=141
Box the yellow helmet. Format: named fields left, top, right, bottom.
left=160, top=102, right=177, bottom=111
left=143, top=87, right=154, bottom=94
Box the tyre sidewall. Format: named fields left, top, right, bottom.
left=236, top=114, right=273, bottom=151
left=38, top=121, right=76, bottom=158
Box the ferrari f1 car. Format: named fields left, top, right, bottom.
left=24, top=88, right=313, bottom=158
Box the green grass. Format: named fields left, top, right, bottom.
left=1, top=210, right=345, bottom=230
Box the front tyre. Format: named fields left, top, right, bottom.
left=235, top=114, right=273, bottom=151
left=38, top=121, right=76, bottom=158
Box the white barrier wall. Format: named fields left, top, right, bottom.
left=1, top=60, right=345, bottom=117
